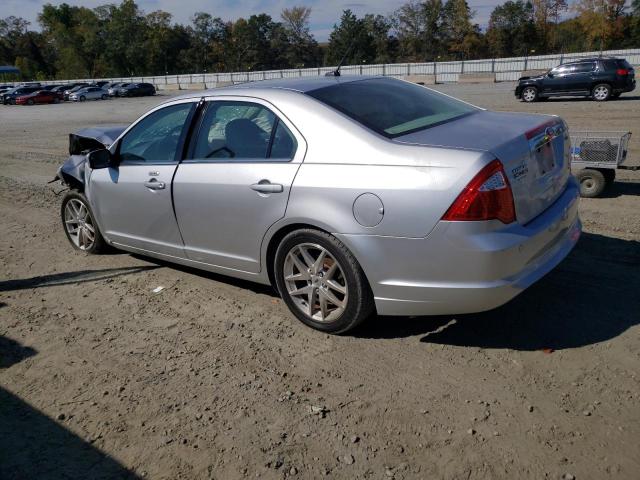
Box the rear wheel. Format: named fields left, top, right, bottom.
left=576, top=168, right=606, bottom=198
left=592, top=84, right=611, bottom=101
left=521, top=86, right=538, bottom=103
left=61, top=191, right=106, bottom=253
left=27, top=99, right=34, bottom=105
left=79, top=95, right=86, bottom=102
left=274, top=229, right=374, bottom=334
left=101, top=94, right=108, bottom=100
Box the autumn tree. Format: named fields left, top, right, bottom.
left=486, top=1, right=538, bottom=57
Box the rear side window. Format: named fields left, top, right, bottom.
left=571, top=62, right=595, bottom=73
left=190, top=101, right=297, bottom=162
left=306, top=77, right=478, bottom=138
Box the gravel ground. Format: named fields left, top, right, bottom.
left=1, top=85, right=639, bottom=480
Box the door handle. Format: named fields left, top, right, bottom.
left=250, top=181, right=283, bottom=194
left=144, top=178, right=166, bottom=190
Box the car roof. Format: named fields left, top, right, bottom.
left=173, top=75, right=381, bottom=102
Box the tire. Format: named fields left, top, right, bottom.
left=274, top=229, right=375, bottom=334
left=101, top=94, right=108, bottom=100
left=61, top=191, right=106, bottom=254
left=53, top=98, right=60, bottom=104
left=592, top=83, right=611, bottom=101
left=27, top=99, right=34, bottom=105
left=79, top=95, right=86, bottom=102
left=576, top=169, right=606, bottom=198
left=521, top=86, right=538, bottom=103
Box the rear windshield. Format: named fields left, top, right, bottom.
left=306, top=77, right=478, bottom=138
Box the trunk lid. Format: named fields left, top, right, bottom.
left=394, top=110, right=571, bottom=224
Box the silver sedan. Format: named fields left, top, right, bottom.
left=55, top=76, right=581, bottom=333
left=70, top=86, right=109, bottom=102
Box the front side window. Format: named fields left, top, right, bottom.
left=306, top=77, right=478, bottom=138
left=119, top=102, right=194, bottom=163
left=191, top=101, right=297, bottom=161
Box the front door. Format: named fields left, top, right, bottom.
left=88, top=100, right=196, bottom=257
left=172, top=98, right=304, bottom=273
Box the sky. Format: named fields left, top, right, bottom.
left=1, top=0, right=502, bottom=41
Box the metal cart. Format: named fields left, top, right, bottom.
left=570, top=131, right=635, bottom=197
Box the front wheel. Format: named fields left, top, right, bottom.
left=592, top=84, right=611, bottom=101
left=576, top=169, right=606, bottom=198
left=27, top=99, right=34, bottom=105
left=79, top=95, right=86, bottom=102
left=61, top=191, right=106, bottom=253
left=521, top=86, right=538, bottom=103
left=274, top=229, right=374, bottom=334
left=101, top=94, right=108, bottom=100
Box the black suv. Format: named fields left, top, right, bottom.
left=515, top=57, right=635, bottom=102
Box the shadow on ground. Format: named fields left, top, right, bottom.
left=0, top=266, right=160, bottom=292
left=0, top=336, right=140, bottom=480
left=599, top=180, right=640, bottom=198
left=357, top=232, right=640, bottom=350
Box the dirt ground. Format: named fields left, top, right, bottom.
left=1, top=84, right=639, bottom=480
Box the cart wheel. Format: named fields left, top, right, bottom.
left=602, top=169, right=616, bottom=186
left=576, top=169, right=606, bottom=198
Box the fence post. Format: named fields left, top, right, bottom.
left=524, top=55, right=528, bottom=71
left=491, top=58, right=495, bottom=73
left=382, top=64, right=386, bottom=76
left=407, top=63, right=410, bottom=75
left=434, top=62, right=438, bottom=84
left=461, top=60, right=464, bottom=74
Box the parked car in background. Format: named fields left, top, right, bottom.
left=55, top=76, right=581, bottom=334
left=70, top=86, right=109, bottom=102
left=108, top=83, right=130, bottom=96
left=15, top=89, right=61, bottom=105
left=64, top=83, right=90, bottom=101
left=516, top=57, right=636, bottom=102
left=115, top=82, right=156, bottom=97
left=1, top=86, right=41, bottom=104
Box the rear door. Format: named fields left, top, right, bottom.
left=89, top=100, right=197, bottom=257
left=566, top=62, right=596, bottom=92
left=172, top=97, right=305, bottom=273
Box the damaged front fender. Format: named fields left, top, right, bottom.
left=53, top=124, right=128, bottom=191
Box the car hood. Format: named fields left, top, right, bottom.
left=68, top=124, right=128, bottom=154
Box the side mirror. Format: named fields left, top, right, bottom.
left=547, top=72, right=554, bottom=78
left=87, top=148, right=113, bottom=169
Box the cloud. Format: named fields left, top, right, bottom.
left=1, top=0, right=502, bottom=41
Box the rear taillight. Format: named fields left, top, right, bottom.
left=616, top=68, right=629, bottom=76
left=442, top=159, right=516, bottom=224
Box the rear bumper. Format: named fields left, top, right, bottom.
left=336, top=178, right=581, bottom=316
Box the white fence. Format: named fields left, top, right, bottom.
left=40, top=48, right=640, bottom=87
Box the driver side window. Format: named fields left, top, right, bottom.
left=119, top=102, right=194, bottom=164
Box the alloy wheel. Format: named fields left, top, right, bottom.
left=523, top=87, right=536, bottom=102
left=64, top=198, right=96, bottom=250
left=593, top=85, right=609, bottom=101
left=283, top=243, right=348, bottom=323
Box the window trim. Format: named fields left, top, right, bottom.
left=182, top=96, right=304, bottom=164
left=113, top=99, right=198, bottom=166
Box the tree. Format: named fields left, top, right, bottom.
left=441, top=0, right=484, bottom=59
left=281, top=6, right=319, bottom=67
left=574, top=0, right=628, bottom=50
left=326, top=10, right=376, bottom=65
left=486, top=1, right=538, bottom=57
left=394, top=0, right=445, bottom=61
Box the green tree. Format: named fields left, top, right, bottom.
left=326, top=10, right=376, bottom=65
left=394, top=0, right=445, bottom=61
left=486, top=1, right=538, bottom=57
left=441, top=0, right=484, bottom=59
